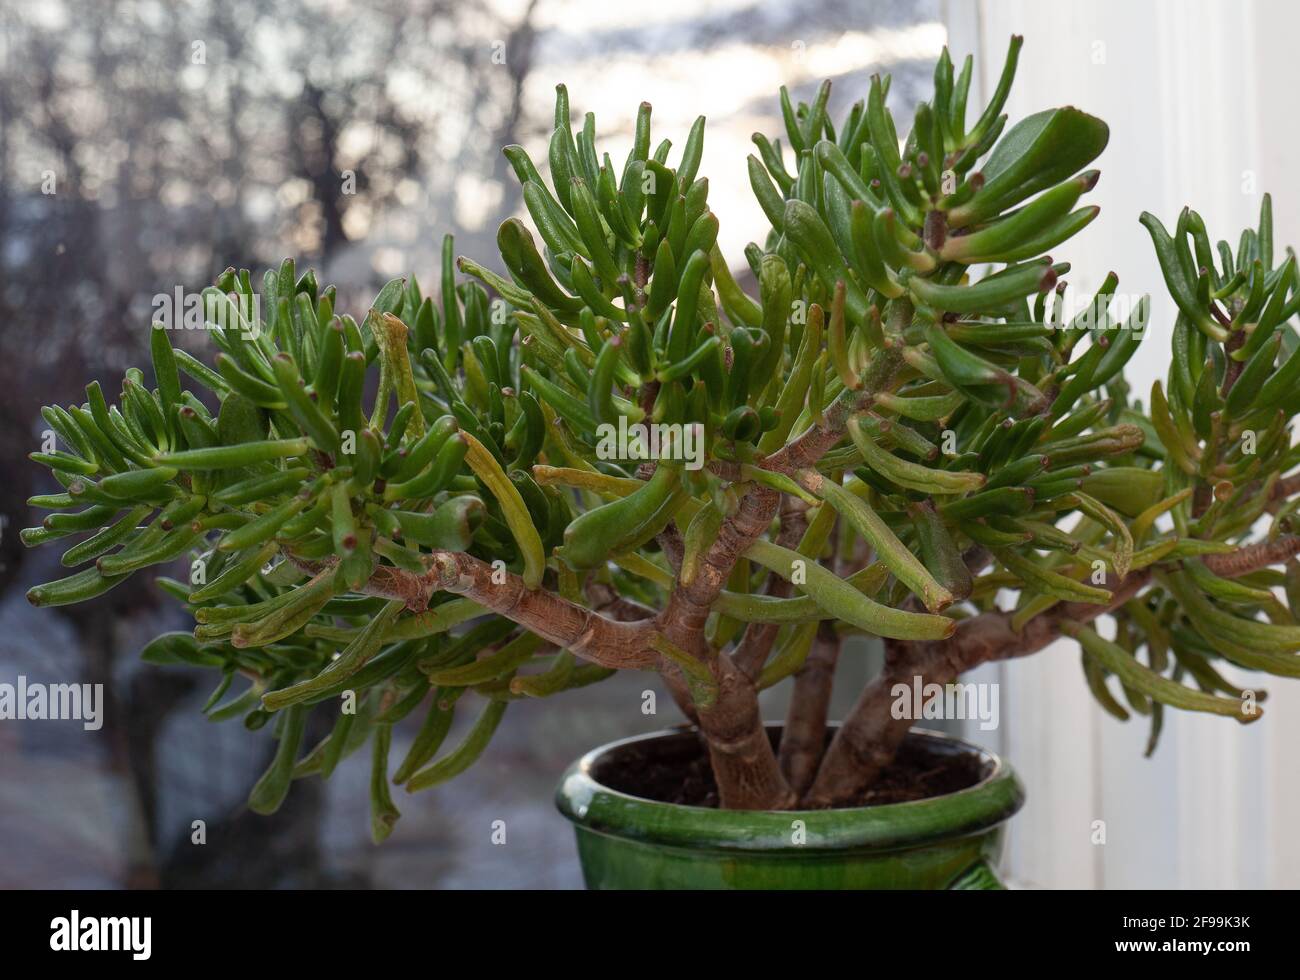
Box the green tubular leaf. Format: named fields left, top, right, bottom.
left=848, top=201, right=905, bottom=297
left=211, top=467, right=310, bottom=507
left=1131, top=487, right=1191, bottom=543
left=217, top=494, right=308, bottom=552
left=949, top=107, right=1108, bottom=228
left=331, top=483, right=357, bottom=556
left=390, top=496, right=485, bottom=550
left=815, top=476, right=953, bottom=612
left=757, top=302, right=824, bottom=455
left=873, top=389, right=963, bottom=423
left=1089, top=296, right=1149, bottom=390
left=456, top=257, right=535, bottom=313
left=149, top=325, right=183, bottom=420
left=941, top=172, right=1095, bottom=263
left=313, top=317, right=346, bottom=404
left=405, top=699, right=508, bottom=791
left=758, top=622, right=819, bottom=690
left=680, top=498, right=724, bottom=587
left=1065, top=624, right=1259, bottom=723
left=1081, top=647, right=1131, bottom=721
left=498, top=217, right=582, bottom=312
left=909, top=500, right=972, bottom=601
left=248, top=703, right=307, bottom=815
left=216, top=353, right=286, bottom=408
left=657, top=335, right=721, bottom=384
left=707, top=244, right=761, bottom=329
left=847, top=415, right=984, bottom=494
left=369, top=723, right=401, bottom=843
left=155, top=438, right=308, bottom=470
left=748, top=154, right=787, bottom=231
left=262, top=598, right=403, bottom=710
left=739, top=465, right=818, bottom=506
left=967, top=35, right=1022, bottom=148
left=754, top=252, right=792, bottom=380
left=826, top=282, right=859, bottom=389
left=273, top=353, right=339, bottom=452
left=392, top=689, right=460, bottom=784
left=374, top=314, right=424, bottom=438
left=667, top=249, right=711, bottom=363
left=64, top=405, right=127, bottom=471
left=588, top=334, right=625, bottom=426
left=1139, top=211, right=1222, bottom=340
left=873, top=207, right=933, bottom=272
left=1256, top=335, right=1300, bottom=410
left=189, top=541, right=279, bottom=603
left=1079, top=467, right=1164, bottom=517
left=462, top=431, right=546, bottom=589
left=1225, top=331, right=1281, bottom=418
left=531, top=464, right=640, bottom=497
left=1235, top=254, right=1294, bottom=361
left=504, top=649, right=577, bottom=696
left=560, top=464, right=680, bottom=570
left=569, top=176, right=620, bottom=286
left=519, top=364, right=597, bottom=434
left=815, top=138, right=872, bottom=204
left=1182, top=558, right=1285, bottom=611
left=783, top=199, right=868, bottom=321
left=426, top=631, right=544, bottom=687
left=745, top=538, right=953, bottom=640
left=26, top=566, right=130, bottom=607
left=1148, top=381, right=1197, bottom=474
left=909, top=260, right=1061, bottom=315
left=96, top=466, right=179, bottom=500
left=383, top=432, right=469, bottom=503
left=993, top=546, right=1110, bottom=604
left=1163, top=571, right=1300, bottom=654
left=172, top=349, right=232, bottom=397
left=393, top=415, right=458, bottom=483
left=1064, top=491, right=1133, bottom=580
left=95, top=520, right=200, bottom=576
left=59, top=505, right=152, bottom=568
left=31, top=450, right=98, bottom=477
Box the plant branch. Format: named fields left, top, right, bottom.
left=802, top=533, right=1299, bottom=807
left=778, top=621, right=841, bottom=795
left=422, top=551, right=659, bottom=670
left=292, top=548, right=662, bottom=671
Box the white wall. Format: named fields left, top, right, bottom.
left=945, top=0, right=1300, bottom=888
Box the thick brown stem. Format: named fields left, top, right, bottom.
left=1202, top=534, right=1300, bottom=576
left=655, top=345, right=905, bottom=810
left=421, top=551, right=659, bottom=670
left=735, top=497, right=809, bottom=678
left=778, top=622, right=841, bottom=796
left=804, top=568, right=1152, bottom=807
left=801, top=531, right=1296, bottom=807
left=658, top=485, right=796, bottom=808
left=697, top=655, right=796, bottom=809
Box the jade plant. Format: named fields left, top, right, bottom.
left=24, top=36, right=1300, bottom=837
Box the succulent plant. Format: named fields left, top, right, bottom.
left=24, top=37, right=1300, bottom=836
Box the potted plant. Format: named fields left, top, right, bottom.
left=22, top=37, right=1300, bottom=889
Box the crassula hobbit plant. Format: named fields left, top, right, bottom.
left=24, top=37, right=1300, bottom=839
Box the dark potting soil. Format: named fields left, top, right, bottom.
left=594, top=730, right=985, bottom=809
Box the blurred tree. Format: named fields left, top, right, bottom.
left=0, top=0, right=542, bottom=884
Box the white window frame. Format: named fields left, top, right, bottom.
left=945, top=0, right=1300, bottom=888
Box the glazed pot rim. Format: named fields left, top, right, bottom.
left=555, top=724, right=1025, bottom=853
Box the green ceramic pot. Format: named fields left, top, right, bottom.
left=555, top=725, right=1023, bottom=889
